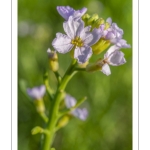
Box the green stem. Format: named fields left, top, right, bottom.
left=42, top=60, right=77, bottom=150
left=54, top=71, right=62, bottom=84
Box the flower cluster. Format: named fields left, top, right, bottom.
left=51, top=6, right=131, bottom=76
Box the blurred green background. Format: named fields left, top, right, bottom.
left=18, top=0, right=132, bottom=150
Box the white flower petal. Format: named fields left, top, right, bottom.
left=72, top=108, right=88, bottom=120
left=74, top=46, right=92, bottom=64
left=101, top=63, right=111, bottom=76
left=82, top=28, right=103, bottom=46
left=104, top=45, right=120, bottom=59
left=65, top=94, right=77, bottom=108
left=27, top=85, right=46, bottom=99
left=106, top=17, right=112, bottom=25
left=63, top=16, right=83, bottom=39
left=52, top=33, right=73, bottom=53
left=57, top=6, right=75, bottom=20
left=116, top=39, right=131, bottom=48
left=108, top=50, right=126, bottom=66
left=75, top=19, right=84, bottom=37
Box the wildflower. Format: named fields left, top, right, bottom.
left=65, top=94, right=88, bottom=120
left=103, top=17, right=131, bottom=48
left=98, top=45, right=126, bottom=76
left=57, top=6, right=87, bottom=20
left=52, top=16, right=103, bottom=64
left=27, top=85, right=46, bottom=100
left=27, top=85, right=46, bottom=113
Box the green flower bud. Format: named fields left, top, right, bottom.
left=31, top=126, right=49, bottom=135
left=92, top=38, right=110, bottom=54
left=34, top=99, right=45, bottom=113
left=31, top=126, right=43, bottom=135
left=94, top=18, right=105, bottom=28
left=57, top=116, right=70, bottom=128
left=105, top=22, right=111, bottom=30
left=82, top=13, right=90, bottom=26
left=87, top=14, right=99, bottom=25
left=47, top=48, right=59, bottom=72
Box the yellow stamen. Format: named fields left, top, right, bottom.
left=71, top=36, right=84, bottom=47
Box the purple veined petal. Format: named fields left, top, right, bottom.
left=104, top=45, right=120, bottom=59
left=72, top=108, right=88, bottom=120
left=105, top=31, right=116, bottom=40
left=75, top=19, right=85, bottom=37
left=74, top=45, right=93, bottom=64
left=80, top=26, right=91, bottom=38
left=57, top=6, right=87, bottom=20
left=101, top=63, right=111, bottom=76
left=57, top=6, right=75, bottom=20
left=111, top=23, right=124, bottom=38
left=63, top=16, right=83, bottom=39
left=78, top=7, right=87, bottom=16
left=108, top=50, right=126, bottom=66
left=116, top=39, right=131, bottom=48
left=65, top=94, right=77, bottom=108
left=82, top=28, right=103, bottom=46
left=52, top=33, right=73, bottom=53
left=106, top=17, right=112, bottom=25
left=72, top=7, right=87, bottom=21
left=27, top=85, right=46, bottom=100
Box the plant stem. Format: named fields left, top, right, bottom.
left=42, top=60, right=77, bottom=150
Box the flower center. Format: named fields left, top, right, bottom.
left=71, top=37, right=84, bottom=47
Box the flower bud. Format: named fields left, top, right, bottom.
left=31, top=126, right=43, bottom=135
left=82, top=13, right=90, bottom=26
left=94, top=18, right=105, bottom=28
left=105, top=22, right=111, bottom=30
left=47, top=48, right=59, bottom=72
left=34, top=99, right=45, bottom=113
left=57, top=116, right=70, bottom=128
left=87, top=14, right=99, bottom=26
left=92, top=38, right=110, bottom=54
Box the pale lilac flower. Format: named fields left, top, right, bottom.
left=57, top=6, right=87, bottom=20
left=99, top=45, right=126, bottom=76
left=103, top=18, right=131, bottom=48
left=27, top=85, right=46, bottom=100
left=65, top=94, right=88, bottom=121
left=52, top=16, right=103, bottom=63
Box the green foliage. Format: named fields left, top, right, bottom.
left=18, top=0, right=132, bottom=150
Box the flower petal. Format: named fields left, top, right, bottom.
left=108, top=50, right=126, bottom=66
left=72, top=7, right=87, bottom=21
left=111, top=23, right=124, bottom=37
left=82, top=28, right=103, bottom=46
left=52, top=33, right=73, bottom=53
left=57, top=6, right=75, bottom=20
left=74, top=46, right=92, bottom=64
left=65, top=94, right=77, bottom=108
left=27, top=85, right=46, bottom=99
left=101, top=63, right=111, bottom=76
left=63, top=16, right=84, bottom=39
left=116, top=39, right=131, bottom=48
left=72, top=108, right=88, bottom=120
left=106, top=17, right=112, bottom=25
left=104, top=45, right=120, bottom=59
left=57, top=6, right=87, bottom=20
left=75, top=19, right=85, bottom=37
